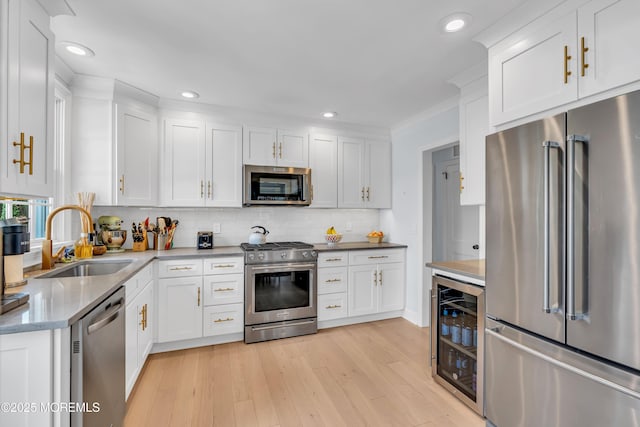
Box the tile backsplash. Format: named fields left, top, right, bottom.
left=91, top=207, right=380, bottom=249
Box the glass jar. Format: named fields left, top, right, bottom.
left=74, top=232, right=93, bottom=259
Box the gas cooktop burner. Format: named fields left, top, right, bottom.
left=240, top=241, right=314, bottom=251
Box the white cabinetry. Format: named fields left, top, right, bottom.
left=157, top=259, right=203, bottom=342
left=202, top=256, right=244, bottom=337
left=161, top=119, right=242, bottom=207
left=1, top=0, right=55, bottom=197
left=125, top=264, right=153, bottom=399
left=317, top=252, right=348, bottom=321
left=243, top=126, right=308, bottom=167
left=308, top=134, right=338, bottom=208
left=348, top=249, right=405, bottom=317
left=338, top=137, right=391, bottom=208
left=489, top=0, right=640, bottom=125
left=70, top=78, right=159, bottom=205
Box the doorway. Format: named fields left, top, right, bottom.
left=431, top=145, right=479, bottom=262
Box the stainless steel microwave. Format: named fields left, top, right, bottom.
left=243, top=165, right=312, bottom=206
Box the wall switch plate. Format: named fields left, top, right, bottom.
left=346, top=222, right=353, bottom=231
left=213, top=223, right=221, bottom=233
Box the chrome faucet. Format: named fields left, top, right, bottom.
left=41, top=205, right=93, bottom=270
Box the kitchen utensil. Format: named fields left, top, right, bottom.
left=249, top=226, right=269, bottom=244
left=101, top=229, right=127, bottom=252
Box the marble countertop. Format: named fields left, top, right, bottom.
left=426, top=259, right=485, bottom=282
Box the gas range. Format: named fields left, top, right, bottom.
left=240, top=241, right=317, bottom=264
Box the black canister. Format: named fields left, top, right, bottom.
left=2, top=224, right=30, bottom=255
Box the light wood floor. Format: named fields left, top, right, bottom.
left=124, top=318, right=484, bottom=427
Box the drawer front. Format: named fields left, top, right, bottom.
left=157, top=259, right=203, bottom=278
left=203, top=303, right=244, bottom=336
left=349, top=249, right=405, bottom=265
left=317, top=267, right=348, bottom=295
left=203, top=257, right=244, bottom=275
left=125, top=263, right=153, bottom=300
left=318, top=252, right=348, bottom=267
left=318, top=293, right=348, bottom=321
left=203, top=273, right=244, bottom=306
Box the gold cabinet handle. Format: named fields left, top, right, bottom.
left=169, top=266, right=193, bottom=271
left=368, top=255, right=389, bottom=259
left=214, top=317, right=234, bottom=323
left=208, top=180, right=212, bottom=199
left=580, top=36, right=589, bottom=77
left=366, top=187, right=370, bottom=201
left=139, top=306, right=144, bottom=330
left=373, top=270, right=378, bottom=286
left=564, top=45, right=572, bottom=84
left=197, top=287, right=201, bottom=306
left=25, top=135, right=33, bottom=175
left=119, top=175, right=125, bottom=194
left=214, top=287, right=235, bottom=292
left=279, top=142, right=282, bottom=159
left=325, top=304, right=342, bottom=309
left=139, top=304, right=147, bottom=330
left=272, top=142, right=276, bottom=159
left=324, top=278, right=342, bottom=283
left=361, top=187, right=365, bottom=201
left=12, top=133, right=32, bottom=174
left=200, top=180, right=204, bottom=198
left=213, top=264, right=235, bottom=268
left=379, top=270, right=383, bottom=286
left=459, top=173, right=465, bottom=192
left=325, top=258, right=343, bottom=262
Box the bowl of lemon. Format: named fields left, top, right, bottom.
left=325, top=226, right=343, bottom=246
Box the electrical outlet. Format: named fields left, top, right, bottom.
left=213, top=223, right=221, bottom=234
left=346, top=222, right=353, bottom=231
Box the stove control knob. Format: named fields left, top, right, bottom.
left=258, top=253, right=265, bottom=260
left=248, top=253, right=255, bottom=260
left=311, top=251, right=317, bottom=257
left=302, top=251, right=308, bottom=258
left=281, top=251, right=287, bottom=259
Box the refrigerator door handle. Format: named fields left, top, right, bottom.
left=542, top=140, right=561, bottom=313
left=566, top=134, right=588, bottom=321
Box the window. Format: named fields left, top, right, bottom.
left=0, top=197, right=52, bottom=240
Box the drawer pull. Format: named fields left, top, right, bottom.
left=324, top=278, right=342, bottom=283
left=325, top=258, right=343, bottom=262
left=214, top=317, right=234, bottom=323
left=214, top=287, right=235, bottom=292
left=326, top=304, right=342, bottom=309
left=368, top=255, right=389, bottom=259
left=169, top=266, right=193, bottom=271
left=213, top=264, right=235, bottom=268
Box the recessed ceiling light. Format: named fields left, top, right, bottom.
left=322, top=112, right=337, bottom=119
left=60, top=41, right=95, bottom=57
left=181, top=91, right=200, bottom=99
left=441, top=13, right=472, bottom=33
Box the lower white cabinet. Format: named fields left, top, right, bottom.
left=318, top=293, right=348, bottom=321
left=125, top=280, right=153, bottom=399
left=157, top=275, right=203, bottom=342
left=203, top=303, right=244, bottom=336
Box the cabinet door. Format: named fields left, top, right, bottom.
left=578, top=0, right=640, bottom=98
left=137, top=281, right=154, bottom=366
left=203, top=303, right=244, bottom=336
left=157, top=277, right=203, bottom=342
left=125, top=298, right=140, bottom=399
left=318, top=293, right=348, bottom=321
left=365, top=142, right=391, bottom=208
left=459, top=89, right=488, bottom=206
left=338, top=136, right=365, bottom=208
left=277, top=129, right=308, bottom=167
left=161, top=119, right=205, bottom=206
left=308, top=134, right=338, bottom=208
left=116, top=104, right=158, bottom=206
left=205, top=123, right=242, bottom=207
left=3, top=0, right=54, bottom=197
left=378, top=262, right=405, bottom=312
left=489, top=12, right=577, bottom=125
left=243, top=126, right=277, bottom=165
left=348, top=265, right=377, bottom=316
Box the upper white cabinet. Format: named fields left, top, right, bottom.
left=308, top=134, right=338, bottom=208
left=0, top=0, right=55, bottom=197
left=489, top=0, right=640, bottom=125
left=161, top=119, right=242, bottom=207
left=70, top=78, right=159, bottom=206
left=243, top=126, right=308, bottom=167
left=338, top=137, right=391, bottom=208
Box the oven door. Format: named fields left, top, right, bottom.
left=245, top=262, right=317, bottom=325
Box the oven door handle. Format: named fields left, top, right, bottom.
left=248, top=263, right=317, bottom=271
left=250, top=319, right=316, bottom=331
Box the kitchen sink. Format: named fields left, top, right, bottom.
left=39, top=260, right=133, bottom=279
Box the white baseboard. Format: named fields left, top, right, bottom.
left=318, top=310, right=404, bottom=330
left=150, top=332, right=243, bottom=354
left=402, top=308, right=421, bottom=326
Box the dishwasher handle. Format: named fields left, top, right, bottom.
left=87, top=299, right=124, bottom=334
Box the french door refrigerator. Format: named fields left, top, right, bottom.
left=485, top=89, right=640, bottom=427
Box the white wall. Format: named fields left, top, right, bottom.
left=381, top=102, right=459, bottom=327
left=91, top=206, right=379, bottom=249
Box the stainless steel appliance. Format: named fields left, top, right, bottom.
left=242, top=241, right=318, bottom=343
left=431, top=275, right=484, bottom=415
left=71, top=287, right=125, bottom=427
left=485, top=89, right=640, bottom=426
left=0, top=219, right=30, bottom=314
left=197, top=231, right=213, bottom=249
left=243, top=165, right=312, bottom=206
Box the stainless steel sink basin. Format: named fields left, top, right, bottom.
left=39, top=260, right=133, bottom=279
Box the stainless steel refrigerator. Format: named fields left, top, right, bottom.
left=485, top=89, right=640, bottom=427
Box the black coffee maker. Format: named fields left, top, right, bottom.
left=1, top=219, right=30, bottom=314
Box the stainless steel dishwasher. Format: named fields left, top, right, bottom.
left=71, top=287, right=125, bottom=427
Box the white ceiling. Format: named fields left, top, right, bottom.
left=52, top=0, right=527, bottom=128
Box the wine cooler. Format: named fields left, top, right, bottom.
left=431, top=274, right=485, bottom=415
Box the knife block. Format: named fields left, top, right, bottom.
left=132, top=231, right=147, bottom=252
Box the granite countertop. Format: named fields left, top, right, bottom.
left=313, top=241, right=407, bottom=251
left=1, top=246, right=244, bottom=335
left=426, top=259, right=485, bottom=281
